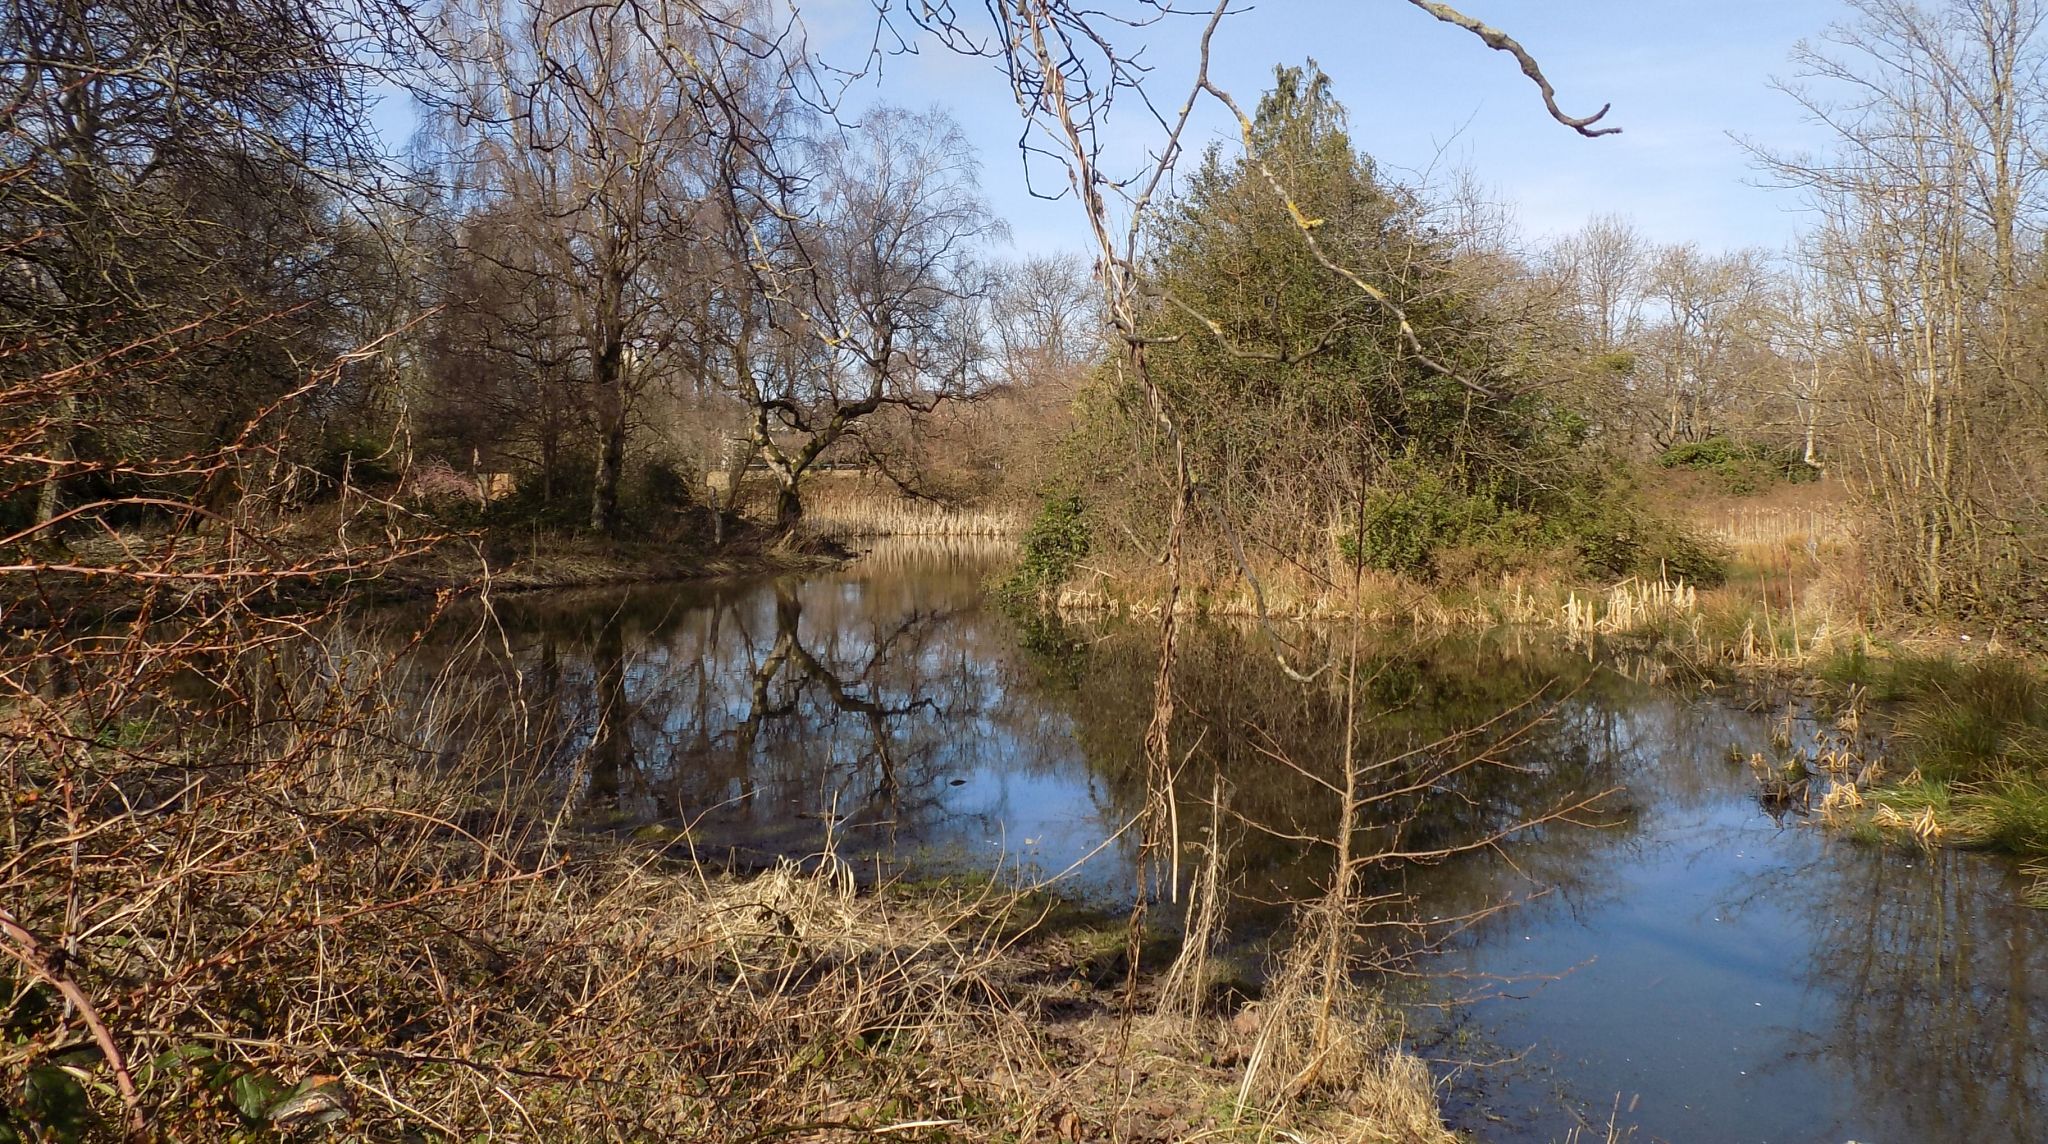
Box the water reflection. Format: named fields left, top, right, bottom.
left=1409, top=688, right=2048, bottom=1143
left=1794, top=846, right=2047, bottom=1141
left=370, top=546, right=2048, bottom=1143
left=383, top=555, right=1113, bottom=879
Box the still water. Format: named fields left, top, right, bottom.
left=391, top=543, right=2048, bottom=1143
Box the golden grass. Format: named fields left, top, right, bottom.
left=799, top=496, right=1025, bottom=540
left=2022, top=862, right=2048, bottom=908
left=1562, top=576, right=1700, bottom=646
left=1816, top=779, right=1866, bottom=822
left=1699, top=502, right=1856, bottom=556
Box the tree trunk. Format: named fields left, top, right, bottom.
left=35, top=392, right=75, bottom=531
left=773, top=479, right=803, bottom=535
left=589, top=337, right=627, bottom=535
left=712, top=434, right=750, bottom=545
left=590, top=418, right=625, bottom=534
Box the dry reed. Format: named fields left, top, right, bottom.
left=1562, top=575, right=1701, bottom=647
left=1699, top=503, right=1856, bottom=557
left=798, top=496, right=1024, bottom=541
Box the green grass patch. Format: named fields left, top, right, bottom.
left=1891, top=658, right=2045, bottom=783
left=1952, top=777, right=2048, bottom=853
left=1867, top=777, right=1954, bottom=817
left=1849, top=658, right=2048, bottom=861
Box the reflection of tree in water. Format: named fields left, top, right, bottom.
left=741, top=583, right=946, bottom=813
left=1010, top=619, right=1646, bottom=944
left=374, top=578, right=1659, bottom=934
left=1401, top=692, right=1777, bottom=956
left=571, top=581, right=976, bottom=832
left=381, top=561, right=1054, bottom=853
left=1781, top=846, right=2048, bottom=1141
left=585, top=609, right=634, bottom=803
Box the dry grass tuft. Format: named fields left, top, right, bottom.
left=1562, top=575, right=1701, bottom=646
left=1817, top=779, right=1867, bottom=822
left=799, top=493, right=1024, bottom=540
left=1229, top=904, right=1454, bottom=1144
left=1870, top=802, right=1946, bottom=844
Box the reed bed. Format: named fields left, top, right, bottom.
left=798, top=496, right=1024, bottom=540
left=1562, top=576, right=1701, bottom=646
left=851, top=533, right=1021, bottom=574
left=1699, top=503, right=1857, bottom=555
left=1042, top=555, right=1885, bottom=684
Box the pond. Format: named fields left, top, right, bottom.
left=381, top=542, right=2048, bottom=1144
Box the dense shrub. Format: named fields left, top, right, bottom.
left=1332, top=463, right=1725, bottom=586
left=1339, top=468, right=1532, bottom=579
left=1014, top=64, right=1729, bottom=599
left=401, top=453, right=705, bottom=541
left=1658, top=436, right=1818, bottom=496
left=1549, top=498, right=1720, bottom=584
left=309, top=430, right=403, bottom=492
left=469, top=460, right=597, bottom=533
left=999, top=493, right=1091, bottom=600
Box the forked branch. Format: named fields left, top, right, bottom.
left=1404, top=0, right=1622, bottom=137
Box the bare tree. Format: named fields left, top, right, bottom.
left=420, top=201, right=586, bottom=493
left=990, top=252, right=1100, bottom=381
left=0, top=0, right=403, bottom=532
left=1766, top=0, right=2048, bottom=616
left=726, top=105, right=1003, bottom=532
left=1761, top=262, right=1835, bottom=472
left=1549, top=213, right=1650, bottom=354
left=1640, top=244, right=1777, bottom=448
left=437, top=0, right=770, bottom=533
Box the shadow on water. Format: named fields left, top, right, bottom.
left=364, top=543, right=2048, bottom=1144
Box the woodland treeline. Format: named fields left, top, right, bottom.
left=1, top=0, right=1096, bottom=547
left=3, top=0, right=2046, bottom=1139
left=1021, top=3, right=2048, bottom=632
left=2, top=0, right=2043, bottom=626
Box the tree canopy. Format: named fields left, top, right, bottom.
left=1063, top=62, right=1714, bottom=585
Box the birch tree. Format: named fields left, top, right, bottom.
left=721, top=105, right=1002, bottom=532
left=439, top=0, right=761, bottom=533
left=1770, top=0, right=2048, bottom=616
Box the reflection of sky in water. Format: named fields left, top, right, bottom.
left=1410, top=689, right=2048, bottom=1144
left=399, top=544, right=2048, bottom=1144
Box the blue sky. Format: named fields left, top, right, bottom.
left=808, top=1, right=1852, bottom=257
left=372, top=2, right=1856, bottom=257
